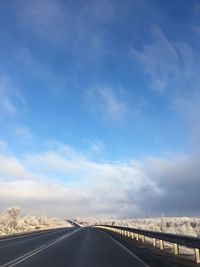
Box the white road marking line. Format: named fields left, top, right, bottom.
left=0, top=227, right=76, bottom=243
left=102, top=230, right=150, bottom=267
left=0, top=229, right=64, bottom=243
left=0, top=228, right=82, bottom=267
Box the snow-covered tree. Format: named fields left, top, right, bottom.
left=6, top=206, right=21, bottom=230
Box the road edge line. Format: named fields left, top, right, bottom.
left=102, top=230, right=150, bottom=267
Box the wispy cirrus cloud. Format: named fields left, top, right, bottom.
left=85, top=139, right=105, bottom=157
left=87, top=86, right=129, bottom=122
left=16, top=47, right=67, bottom=96
left=14, top=126, right=35, bottom=144
left=131, top=25, right=181, bottom=92
left=0, top=75, right=17, bottom=116
left=192, top=4, right=200, bottom=35
left=16, top=0, right=66, bottom=41
left=0, top=74, right=27, bottom=116
left=131, top=24, right=198, bottom=95
left=0, top=139, right=8, bottom=152
left=15, top=0, right=115, bottom=58
left=87, top=86, right=147, bottom=123
left=131, top=24, right=200, bottom=145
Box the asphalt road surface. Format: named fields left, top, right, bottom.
left=0, top=227, right=148, bottom=267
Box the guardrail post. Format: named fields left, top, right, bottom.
left=153, top=238, right=156, bottom=247
left=173, top=243, right=179, bottom=255
left=141, top=235, right=145, bottom=242
left=98, top=226, right=200, bottom=264
left=136, top=233, right=139, bottom=241
left=194, top=248, right=200, bottom=263
left=99, top=225, right=200, bottom=264
left=159, top=240, right=164, bottom=250
left=131, top=233, right=134, bottom=239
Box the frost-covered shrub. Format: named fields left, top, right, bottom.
left=6, top=206, right=21, bottom=230
left=75, top=217, right=200, bottom=237
left=0, top=206, right=70, bottom=236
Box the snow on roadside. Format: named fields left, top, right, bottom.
left=0, top=206, right=71, bottom=236
left=75, top=217, right=200, bottom=237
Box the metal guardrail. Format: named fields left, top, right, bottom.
left=96, top=225, right=200, bottom=264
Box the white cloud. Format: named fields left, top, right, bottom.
left=131, top=25, right=180, bottom=92
left=14, top=126, right=35, bottom=144
left=131, top=24, right=200, bottom=146
left=0, top=74, right=27, bottom=116
left=17, top=0, right=65, bottom=40
left=0, top=155, right=32, bottom=181
left=193, top=27, right=200, bottom=34
left=85, top=139, right=105, bottom=157
left=0, top=75, right=16, bottom=115
left=130, top=25, right=197, bottom=94
left=1, top=141, right=200, bottom=217
left=99, top=88, right=128, bottom=120
left=0, top=140, right=8, bottom=151
left=0, top=142, right=149, bottom=217
left=87, top=86, right=129, bottom=122
left=16, top=47, right=66, bottom=96
left=15, top=0, right=115, bottom=58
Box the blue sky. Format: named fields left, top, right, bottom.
left=0, top=0, right=200, bottom=217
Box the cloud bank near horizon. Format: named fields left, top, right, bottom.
left=1, top=140, right=200, bottom=218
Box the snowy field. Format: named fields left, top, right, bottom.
left=0, top=206, right=71, bottom=236
left=75, top=217, right=200, bottom=237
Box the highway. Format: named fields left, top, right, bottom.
left=1, top=226, right=198, bottom=267
left=0, top=227, right=148, bottom=267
